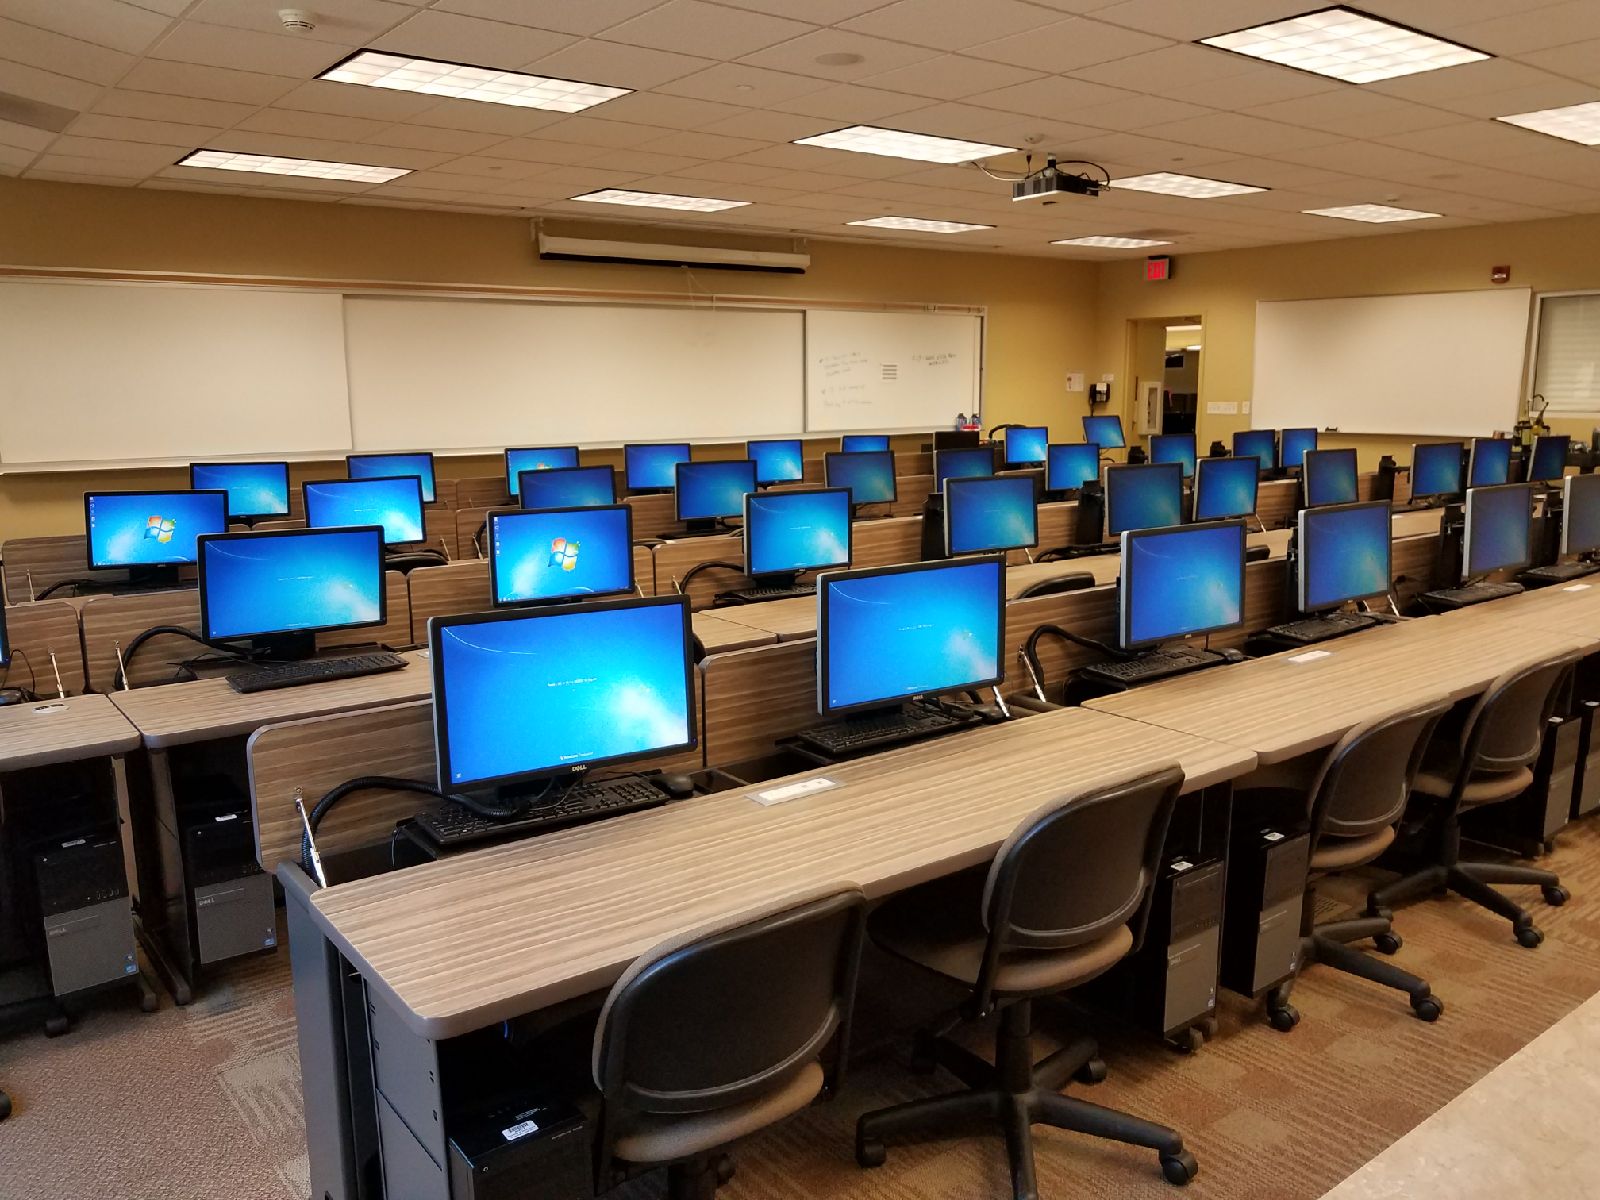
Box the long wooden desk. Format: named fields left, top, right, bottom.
left=0, top=693, right=139, bottom=770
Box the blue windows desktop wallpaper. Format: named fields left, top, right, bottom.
left=1467, top=485, right=1533, bottom=576
left=946, top=475, right=1037, bottom=554
left=1304, top=449, right=1359, bottom=507
left=1301, top=503, right=1390, bottom=611
left=1124, top=523, right=1243, bottom=647
left=190, top=463, right=290, bottom=517
left=1233, top=429, right=1276, bottom=474
left=507, top=447, right=580, bottom=495
left=490, top=507, right=633, bottom=604
left=1412, top=442, right=1464, bottom=499
left=1083, top=415, right=1125, bottom=449
left=349, top=452, right=435, bottom=502
left=1106, top=463, right=1183, bottom=535
left=1150, top=433, right=1197, bottom=477
left=305, top=477, right=425, bottom=545
left=1469, top=438, right=1512, bottom=488
left=626, top=443, right=691, bottom=490
left=521, top=466, right=616, bottom=509
left=1004, top=426, right=1049, bottom=466
left=1047, top=444, right=1100, bottom=492
left=747, top=490, right=850, bottom=575
left=201, top=528, right=383, bottom=640
left=748, top=439, right=805, bottom=484
left=934, top=447, right=995, bottom=491
left=825, top=451, right=896, bottom=505
left=675, top=460, right=757, bottom=520
left=1193, top=458, right=1259, bottom=520
left=87, top=491, right=227, bottom=567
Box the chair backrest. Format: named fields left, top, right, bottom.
left=1461, top=656, right=1574, bottom=775
left=1309, top=701, right=1449, bottom=844
left=593, top=887, right=864, bottom=1120
left=1016, top=572, right=1095, bottom=600
left=974, top=765, right=1183, bottom=1001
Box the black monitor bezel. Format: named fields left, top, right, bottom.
left=1231, top=429, right=1277, bottom=475
left=347, top=450, right=437, bottom=504
left=83, top=489, right=230, bottom=571
left=1463, top=482, right=1535, bottom=580
left=1082, top=414, right=1126, bottom=449
left=1118, top=519, right=1248, bottom=651
left=822, top=450, right=898, bottom=506
left=518, top=464, right=618, bottom=510
left=1279, top=427, right=1319, bottom=472
left=1296, top=499, right=1393, bottom=614
left=1148, top=432, right=1198, bottom=477
left=943, top=473, right=1039, bottom=556
left=303, top=475, right=427, bottom=547
left=505, top=446, right=581, bottom=496
left=1562, top=473, right=1600, bottom=557
left=1528, top=434, right=1571, bottom=484
left=1002, top=425, right=1049, bottom=467
left=672, top=458, right=758, bottom=522
left=1191, top=457, right=1260, bottom=521
left=1045, top=442, right=1101, bottom=493
left=197, top=524, right=388, bottom=643
left=486, top=503, right=635, bottom=608
left=1468, top=437, right=1512, bottom=488
left=1410, top=441, right=1466, bottom=501
left=742, top=486, right=853, bottom=578
left=1302, top=447, right=1360, bottom=509
left=188, top=461, right=291, bottom=520
left=1104, top=460, right=1185, bottom=537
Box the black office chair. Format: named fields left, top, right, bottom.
left=1368, top=654, right=1576, bottom=947
left=1259, top=701, right=1450, bottom=1032
left=855, top=766, right=1197, bottom=1196
left=592, top=887, right=865, bottom=1200
left=1015, top=572, right=1095, bottom=599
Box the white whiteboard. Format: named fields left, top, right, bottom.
left=345, top=297, right=804, bottom=450
left=1252, top=289, right=1531, bottom=437
left=806, top=309, right=981, bottom=432
left=0, top=280, right=352, bottom=466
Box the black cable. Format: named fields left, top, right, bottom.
left=35, top=578, right=96, bottom=600
left=677, top=560, right=744, bottom=595
left=113, top=625, right=246, bottom=691
left=1020, top=623, right=1129, bottom=700
left=2, top=648, right=39, bottom=702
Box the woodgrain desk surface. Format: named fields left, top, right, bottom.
left=690, top=611, right=778, bottom=654
left=0, top=693, right=140, bottom=770
left=306, top=706, right=1255, bottom=1038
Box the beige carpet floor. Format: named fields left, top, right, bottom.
left=8, top=820, right=1600, bottom=1200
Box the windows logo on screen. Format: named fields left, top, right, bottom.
left=145, top=515, right=176, bottom=544
left=549, top=536, right=580, bottom=572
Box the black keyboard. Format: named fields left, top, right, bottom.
left=1520, top=561, right=1600, bottom=585
left=226, top=652, right=407, bottom=694
left=1422, top=581, right=1525, bottom=609
left=413, top=775, right=671, bottom=849
left=1263, top=611, right=1378, bottom=646
left=795, top=705, right=975, bottom=757
left=722, top=583, right=816, bottom=604
left=1079, top=647, right=1226, bottom=689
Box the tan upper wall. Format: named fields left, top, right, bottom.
left=0, top=177, right=1099, bottom=538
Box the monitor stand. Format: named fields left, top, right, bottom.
left=716, top=570, right=813, bottom=606
left=248, top=631, right=318, bottom=662
left=790, top=699, right=981, bottom=762
left=124, top=566, right=183, bottom=592
left=679, top=518, right=736, bottom=538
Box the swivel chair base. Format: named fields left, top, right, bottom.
left=1368, top=860, right=1567, bottom=949
left=665, top=1152, right=735, bottom=1200
left=1267, top=904, right=1441, bottom=1031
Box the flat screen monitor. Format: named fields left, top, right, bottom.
left=1411, top=441, right=1465, bottom=501
left=1149, top=433, right=1197, bottom=478
left=1563, top=472, right=1600, bottom=557
left=747, top=438, right=805, bottom=485
left=488, top=505, right=634, bottom=606
left=189, top=462, right=289, bottom=519
left=933, top=429, right=980, bottom=452
left=430, top=594, right=696, bottom=794
left=1528, top=434, right=1570, bottom=484
left=744, top=488, right=852, bottom=578
left=1280, top=428, right=1318, bottom=472
left=1046, top=443, right=1100, bottom=493
left=841, top=434, right=889, bottom=453
left=1082, top=415, right=1125, bottom=449
left=625, top=443, right=691, bottom=492
left=1003, top=426, right=1049, bottom=467
left=305, top=476, right=425, bottom=547
left=506, top=447, right=580, bottom=498
left=934, top=446, right=995, bottom=493
left=817, top=557, right=1004, bottom=715
left=1464, top=483, right=1535, bottom=579
left=1297, top=501, right=1391, bottom=613
left=85, top=490, right=229, bottom=571
left=944, top=474, right=1038, bottom=556
left=1302, top=447, right=1359, bottom=508
left=1192, top=458, right=1259, bottom=521
left=1232, top=430, right=1277, bottom=475
left=519, top=466, right=617, bottom=510
left=823, top=451, right=896, bottom=506
left=348, top=452, right=436, bottom=503
left=198, top=526, right=386, bottom=648
left=1119, top=520, right=1246, bottom=650
left=1105, top=462, right=1184, bottom=537
left=674, top=459, right=757, bottom=522
left=1469, top=437, right=1512, bottom=488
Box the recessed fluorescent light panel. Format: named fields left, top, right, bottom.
left=1051, top=236, right=1172, bottom=248
left=794, top=125, right=1017, bottom=164
left=319, top=50, right=630, bottom=113
left=177, top=149, right=409, bottom=183
left=1201, top=8, right=1488, bottom=84
left=1110, top=172, right=1266, bottom=199
left=1497, top=101, right=1600, bottom=146
left=570, top=188, right=749, bottom=212
left=1303, top=203, right=1441, bottom=223
left=847, top=216, right=993, bottom=233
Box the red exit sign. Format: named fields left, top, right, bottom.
left=1145, top=255, right=1172, bottom=281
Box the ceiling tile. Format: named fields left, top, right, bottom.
left=666, top=159, right=779, bottom=184
left=654, top=62, right=830, bottom=104
left=575, top=90, right=747, bottom=131
left=182, top=0, right=414, bottom=45
left=0, top=116, right=58, bottom=151
left=1366, top=59, right=1562, bottom=105
left=235, top=107, right=392, bottom=142
left=91, top=88, right=260, bottom=127
left=699, top=107, right=827, bottom=141
left=1357, top=0, right=1570, bottom=32
left=1087, top=0, right=1315, bottom=41
left=1140, top=112, right=1343, bottom=156
left=1374, top=120, right=1562, bottom=165
left=66, top=112, right=224, bottom=145
left=0, top=58, right=104, bottom=110
left=1067, top=93, right=1212, bottom=132
left=370, top=11, right=578, bottom=71
left=967, top=18, right=1170, bottom=72
left=118, top=58, right=302, bottom=105
left=1494, top=147, right=1600, bottom=187
left=0, top=0, right=172, bottom=55
left=162, top=162, right=389, bottom=191
left=1449, top=0, right=1600, bottom=55
left=840, top=0, right=1059, bottom=51
left=739, top=29, right=941, bottom=81
left=208, top=129, right=448, bottom=169
left=1520, top=38, right=1600, bottom=88
left=44, top=134, right=188, bottom=164
left=1155, top=63, right=1341, bottom=108
left=528, top=115, right=676, bottom=148
left=362, top=123, right=507, bottom=154
left=1428, top=77, right=1600, bottom=120
left=411, top=155, right=553, bottom=180
left=0, top=17, right=138, bottom=86
left=1246, top=91, right=1464, bottom=138
left=600, top=1, right=815, bottom=60
left=524, top=37, right=713, bottom=89
left=406, top=99, right=569, bottom=135
left=964, top=75, right=1137, bottom=123
left=859, top=55, right=1042, bottom=101
left=147, top=20, right=347, bottom=78
left=714, top=0, right=900, bottom=20
left=633, top=128, right=770, bottom=159
left=272, top=78, right=438, bottom=120
left=477, top=135, right=613, bottom=164
left=431, top=0, right=667, bottom=37
left=768, top=82, right=928, bottom=122
left=1073, top=43, right=1259, bottom=92
left=29, top=159, right=148, bottom=180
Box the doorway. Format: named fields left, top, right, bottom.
left=1127, top=315, right=1202, bottom=440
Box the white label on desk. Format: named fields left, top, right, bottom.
left=31, top=704, right=66, bottom=715
left=1287, top=650, right=1332, bottom=664
left=501, top=1119, right=539, bottom=1142
left=753, top=777, right=839, bottom=806
left=1563, top=584, right=1592, bottom=592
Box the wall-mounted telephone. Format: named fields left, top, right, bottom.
left=1088, top=382, right=1112, bottom=406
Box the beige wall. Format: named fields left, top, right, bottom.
left=0, top=176, right=1100, bottom=538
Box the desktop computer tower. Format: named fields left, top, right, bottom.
left=448, top=1098, right=591, bottom=1200
left=1220, top=825, right=1310, bottom=999
left=34, top=835, right=138, bottom=997
left=1467, top=714, right=1575, bottom=854
left=1073, top=484, right=1105, bottom=545
left=920, top=494, right=946, bottom=560
left=1572, top=702, right=1600, bottom=819
left=182, top=805, right=276, bottom=965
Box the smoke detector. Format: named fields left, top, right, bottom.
left=278, top=9, right=316, bottom=32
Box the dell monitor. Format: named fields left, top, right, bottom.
left=1149, top=432, right=1197, bottom=478
left=1105, top=461, right=1184, bottom=537
left=305, top=476, right=425, bottom=547
left=743, top=487, right=852, bottom=587
left=1119, top=520, right=1246, bottom=650
left=1192, top=457, right=1259, bottom=521
left=674, top=459, right=757, bottom=532
left=430, top=594, right=696, bottom=798
left=841, top=434, right=889, bottom=453
left=944, top=474, right=1038, bottom=556
left=520, top=465, right=617, bottom=510
left=198, top=526, right=386, bottom=660
left=817, top=557, right=1004, bottom=715
left=1469, top=437, right=1512, bottom=488
left=1528, top=434, right=1571, bottom=485
left=1411, top=441, right=1464, bottom=502
left=747, top=438, right=805, bottom=485
left=1082, top=415, right=1125, bottom=450
left=625, top=442, right=691, bottom=493
left=1232, top=429, right=1277, bottom=475
left=1297, top=501, right=1391, bottom=614
left=506, top=447, right=580, bottom=498
left=1464, top=483, right=1534, bottom=580
left=1302, top=447, right=1359, bottom=508
left=1046, top=443, right=1100, bottom=494
left=189, top=462, right=289, bottom=520
left=488, top=505, right=634, bottom=607
left=1280, top=428, right=1318, bottom=472
left=823, top=450, right=896, bottom=511
left=348, top=452, right=435, bottom=504
left=85, top=489, right=229, bottom=588
left=1003, top=426, right=1049, bottom=468
left=1563, top=473, right=1600, bottom=557
left=933, top=446, right=995, bottom=493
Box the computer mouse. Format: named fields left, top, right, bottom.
left=1218, top=648, right=1247, bottom=664
left=654, top=773, right=697, bottom=800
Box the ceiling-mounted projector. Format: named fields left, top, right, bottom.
left=1011, top=156, right=1107, bottom=202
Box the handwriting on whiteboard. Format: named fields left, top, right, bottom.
left=913, top=351, right=957, bottom=367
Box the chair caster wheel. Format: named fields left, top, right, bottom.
left=1411, top=994, right=1444, bottom=1022
left=1374, top=932, right=1402, bottom=955
left=44, top=1015, right=69, bottom=1037
left=1267, top=1004, right=1300, bottom=1033
left=714, top=1155, right=735, bottom=1185
left=1161, top=1150, right=1199, bottom=1186
left=1516, top=924, right=1545, bottom=948
left=1074, top=1057, right=1108, bottom=1085
left=855, top=1137, right=886, bottom=1169
left=1543, top=885, right=1570, bottom=907
left=1168, top=1027, right=1204, bottom=1054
